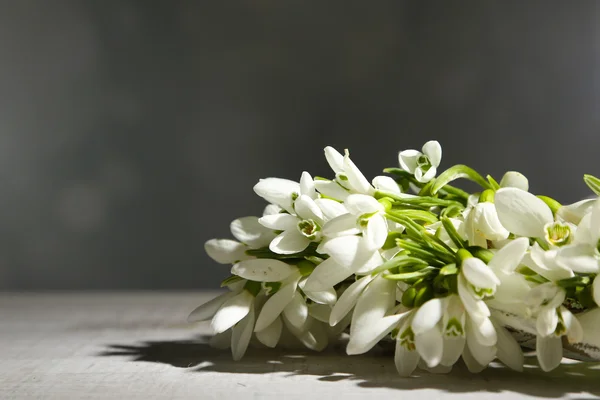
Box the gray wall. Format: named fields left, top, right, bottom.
left=1, top=1, right=599, bottom=289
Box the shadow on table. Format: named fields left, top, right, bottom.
left=99, top=336, right=600, bottom=398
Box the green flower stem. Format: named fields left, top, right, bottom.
left=431, top=164, right=492, bottom=195
left=537, top=195, right=562, bottom=215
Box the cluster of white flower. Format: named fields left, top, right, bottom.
left=189, top=141, right=600, bottom=375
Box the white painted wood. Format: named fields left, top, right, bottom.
left=0, top=292, right=598, bottom=399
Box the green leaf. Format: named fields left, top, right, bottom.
left=384, top=266, right=437, bottom=281
left=584, top=174, right=600, bottom=196
left=441, top=217, right=466, bottom=249
left=486, top=175, right=501, bottom=190
left=431, top=164, right=491, bottom=195
left=220, top=275, right=243, bottom=287
left=387, top=209, right=439, bottom=224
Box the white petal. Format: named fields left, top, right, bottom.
left=441, top=336, right=465, bottom=367
left=365, top=213, right=388, bottom=250
left=477, top=202, right=510, bottom=240
left=344, top=194, right=384, bottom=215
left=557, top=244, right=599, bottom=273
left=294, top=194, right=323, bottom=223
left=269, top=230, right=310, bottom=255
left=303, top=257, right=354, bottom=291
left=211, top=291, right=254, bottom=334
left=492, top=272, right=531, bottom=305
left=373, top=175, right=402, bottom=195
left=347, top=313, right=404, bottom=355
left=398, top=149, right=421, bottom=173
left=231, top=306, right=255, bottom=361
left=230, top=216, right=275, bottom=248
left=576, top=307, right=600, bottom=350
left=343, top=152, right=374, bottom=194
left=471, top=317, right=497, bottom=347
left=442, top=294, right=466, bottom=337
left=254, top=279, right=299, bottom=332
left=466, top=318, right=496, bottom=366
left=255, top=316, right=282, bottom=348
left=415, top=326, right=444, bottom=368
left=494, top=187, right=553, bottom=237
left=231, top=259, right=295, bottom=282
left=594, top=276, right=600, bottom=307
left=458, top=274, right=490, bottom=320
left=354, top=248, right=384, bottom=274
left=322, top=213, right=360, bottom=237
left=461, top=345, right=487, bottom=373
left=300, top=171, right=317, bottom=199
left=308, top=303, right=332, bottom=323
left=314, top=198, right=347, bottom=220
left=536, top=335, right=563, bottom=372
left=422, top=140, right=442, bottom=167
left=188, top=291, right=236, bottom=322
left=253, top=178, right=300, bottom=214
left=314, top=180, right=349, bottom=201
left=462, top=258, right=500, bottom=289
left=395, top=339, right=420, bottom=377
left=557, top=198, right=596, bottom=225
left=536, top=307, right=558, bottom=337
left=525, top=245, right=574, bottom=281
left=412, top=298, right=444, bottom=335
left=329, top=275, right=375, bottom=326
left=488, top=237, right=529, bottom=274
left=499, top=171, right=529, bottom=191
left=262, top=204, right=281, bottom=216
left=302, top=286, right=337, bottom=305
left=589, top=198, right=600, bottom=241
left=560, top=307, right=583, bottom=344
left=574, top=212, right=594, bottom=245
left=282, top=292, right=309, bottom=332
left=296, top=319, right=329, bottom=351
left=415, top=166, right=437, bottom=183
left=324, top=146, right=344, bottom=174
left=321, top=235, right=368, bottom=268
left=258, top=213, right=298, bottom=231
left=204, top=239, right=249, bottom=264
left=494, top=322, right=523, bottom=371
left=346, top=276, right=403, bottom=354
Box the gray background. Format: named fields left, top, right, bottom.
left=0, top=1, right=599, bottom=290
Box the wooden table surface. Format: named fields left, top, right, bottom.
left=1, top=292, right=599, bottom=399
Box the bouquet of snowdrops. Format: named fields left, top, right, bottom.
left=189, top=141, right=600, bottom=376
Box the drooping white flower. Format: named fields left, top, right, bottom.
left=499, top=171, right=529, bottom=191
left=315, top=147, right=375, bottom=199
left=398, top=140, right=442, bottom=183
left=556, top=198, right=600, bottom=274
left=494, top=187, right=553, bottom=238
left=188, top=280, right=260, bottom=360
left=486, top=237, right=531, bottom=306
left=525, top=283, right=584, bottom=371
left=463, top=200, right=510, bottom=247
left=303, top=235, right=383, bottom=291
left=323, top=194, right=388, bottom=251
left=204, top=208, right=278, bottom=264
left=345, top=275, right=406, bottom=355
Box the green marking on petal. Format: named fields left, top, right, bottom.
left=545, top=221, right=573, bottom=247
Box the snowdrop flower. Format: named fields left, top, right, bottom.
left=499, top=171, right=529, bottom=191
left=526, top=283, right=583, bottom=371
left=398, top=140, right=442, bottom=183
left=556, top=198, right=600, bottom=274
left=345, top=275, right=405, bottom=355
left=486, top=237, right=531, bottom=306
left=205, top=207, right=278, bottom=264
left=303, top=235, right=384, bottom=291
left=323, top=194, right=388, bottom=250
left=463, top=191, right=509, bottom=248
left=557, top=197, right=597, bottom=225
left=188, top=279, right=260, bottom=360
left=494, top=187, right=554, bottom=238
left=314, top=147, right=375, bottom=200
left=257, top=172, right=345, bottom=255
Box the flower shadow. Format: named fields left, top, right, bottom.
left=98, top=336, right=600, bottom=398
